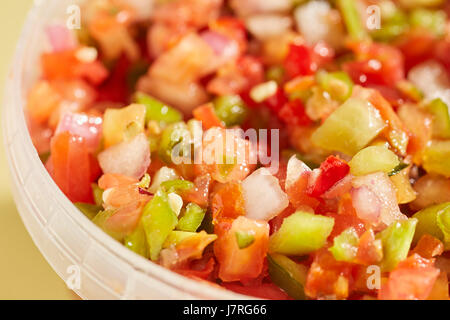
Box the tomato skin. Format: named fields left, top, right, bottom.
left=307, top=156, right=350, bottom=198
left=50, top=132, right=95, bottom=203
left=42, top=50, right=108, bottom=85
left=193, top=103, right=225, bottom=129
left=344, top=42, right=404, bottom=87
left=278, top=99, right=312, bottom=127
left=284, top=44, right=316, bottom=79
left=379, top=254, right=440, bottom=300
left=222, top=282, right=291, bottom=300
left=305, top=249, right=354, bottom=300
left=214, top=216, right=269, bottom=283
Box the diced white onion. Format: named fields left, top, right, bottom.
left=285, top=155, right=311, bottom=190
left=148, top=166, right=179, bottom=194
left=246, top=14, right=293, bottom=40
left=242, top=167, right=289, bottom=221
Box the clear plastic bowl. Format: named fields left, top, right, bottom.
left=2, top=0, right=247, bottom=300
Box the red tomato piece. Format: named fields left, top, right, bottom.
left=50, top=132, right=95, bottom=203
left=222, top=282, right=291, bottom=300
left=307, top=156, right=350, bottom=198
left=211, top=182, right=246, bottom=224
left=344, top=42, right=404, bottom=87
left=412, top=235, right=444, bottom=260
left=192, top=103, right=225, bottom=129
left=305, top=249, right=354, bottom=300
left=214, top=216, right=269, bottom=283
left=181, top=174, right=212, bottom=208
left=278, top=99, right=312, bottom=126
left=283, top=43, right=316, bottom=79
left=379, top=254, right=440, bottom=300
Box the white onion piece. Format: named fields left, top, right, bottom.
left=285, top=155, right=311, bottom=190
left=45, top=24, right=77, bottom=52
left=242, top=167, right=289, bottom=221
left=352, top=172, right=406, bottom=228
left=98, top=133, right=150, bottom=180
left=246, top=14, right=293, bottom=40
left=168, top=192, right=183, bottom=216
left=127, top=0, right=154, bottom=20
left=408, top=60, right=450, bottom=107
left=294, top=1, right=344, bottom=49
left=148, top=166, right=179, bottom=194
left=322, top=174, right=353, bottom=199
left=351, top=186, right=381, bottom=223
left=55, top=112, right=102, bottom=152
left=200, top=30, right=239, bottom=69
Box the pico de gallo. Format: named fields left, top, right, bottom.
left=26, top=0, right=450, bottom=300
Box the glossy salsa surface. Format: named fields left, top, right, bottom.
left=26, top=0, right=450, bottom=300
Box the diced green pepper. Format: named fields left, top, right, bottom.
left=412, top=202, right=450, bottom=245
left=269, top=211, right=335, bottom=256
left=437, top=211, right=450, bottom=250
left=388, top=162, right=408, bottom=177
left=141, top=190, right=178, bottom=261
left=75, top=203, right=102, bottom=220
left=329, top=228, right=359, bottom=262
left=158, top=122, right=192, bottom=164
left=267, top=253, right=307, bottom=300
left=349, top=146, right=400, bottom=176
left=422, top=140, right=450, bottom=178
left=177, top=203, right=206, bottom=232
left=316, top=71, right=354, bottom=102
left=337, top=0, right=368, bottom=40
left=160, top=179, right=194, bottom=194
left=426, top=98, right=450, bottom=139
left=409, top=9, right=447, bottom=37
left=124, top=222, right=148, bottom=258
left=214, top=95, right=248, bottom=127
left=377, top=218, right=417, bottom=271
left=235, top=231, right=255, bottom=249
left=163, top=230, right=197, bottom=248
left=311, top=98, right=386, bottom=155
left=135, top=92, right=183, bottom=127
left=92, top=209, right=124, bottom=241
left=91, top=183, right=104, bottom=207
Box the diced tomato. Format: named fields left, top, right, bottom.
left=96, top=55, right=131, bottom=103
left=305, top=249, right=354, bottom=300
left=278, top=99, right=312, bottom=126
left=181, top=174, right=212, bottom=208
left=193, top=103, right=225, bottom=129
left=214, top=216, right=269, bottom=282
left=396, top=30, right=436, bottom=72
left=211, top=182, right=246, bottom=224
left=283, top=43, right=316, bottom=79
left=209, top=17, right=248, bottom=53
left=344, top=42, right=404, bottom=87
left=435, top=39, right=450, bottom=75
left=352, top=86, right=410, bottom=156
left=355, top=230, right=383, bottom=265
left=286, top=170, right=320, bottom=210
left=307, top=156, right=350, bottom=198
left=265, top=88, right=288, bottom=113
left=26, top=81, right=62, bottom=125
left=98, top=173, right=138, bottom=190
left=42, top=49, right=108, bottom=85
left=208, top=55, right=264, bottom=96
left=222, top=282, right=291, bottom=300
left=50, top=132, right=96, bottom=203
left=326, top=212, right=366, bottom=241
left=175, top=256, right=216, bottom=281
left=412, top=235, right=444, bottom=260
left=379, top=254, right=440, bottom=300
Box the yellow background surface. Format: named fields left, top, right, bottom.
left=0, top=0, right=75, bottom=299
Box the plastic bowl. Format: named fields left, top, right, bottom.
left=2, top=0, right=247, bottom=300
